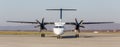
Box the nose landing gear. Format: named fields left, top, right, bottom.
left=57, top=35, right=62, bottom=39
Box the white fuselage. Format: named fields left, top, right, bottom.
left=53, top=22, right=65, bottom=35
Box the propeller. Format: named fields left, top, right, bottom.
left=74, top=18, right=85, bottom=32
left=34, top=18, right=47, bottom=31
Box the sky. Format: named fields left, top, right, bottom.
left=0, top=0, right=120, bottom=26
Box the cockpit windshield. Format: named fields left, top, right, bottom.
left=54, top=26, right=64, bottom=28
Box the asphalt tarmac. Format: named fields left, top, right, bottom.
left=0, top=32, right=120, bottom=47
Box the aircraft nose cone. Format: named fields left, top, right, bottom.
left=53, top=28, right=64, bottom=35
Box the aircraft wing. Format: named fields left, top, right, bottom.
left=7, top=21, right=54, bottom=24
left=66, top=22, right=114, bottom=25
left=82, top=22, right=114, bottom=24
left=7, top=21, right=38, bottom=24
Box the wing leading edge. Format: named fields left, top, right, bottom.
left=66, top=22, right=114, bottom=25
left=7, top=21, right=38, bottom=24
left=7, top=21, right=54, bottom=25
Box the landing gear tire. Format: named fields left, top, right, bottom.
left=57, top=35, right=62, bottom=39
left=41, top=33, right=45, bottom=37
left=75, top=34, right=79, bottom=38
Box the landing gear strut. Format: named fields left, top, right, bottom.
left=74, top=30, right=80, bottom=38
left=41, top=33, right=45, bottom=37
left=75, top=34, right=79, bottom=38
left=57, top=35, right=62, bottom=39
left=40, top=30, right=47, bottom=37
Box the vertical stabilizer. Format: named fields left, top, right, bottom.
left=46, top=8, right=76, bottom=22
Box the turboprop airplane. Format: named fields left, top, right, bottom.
left=7, top=8, right=113, bottom=39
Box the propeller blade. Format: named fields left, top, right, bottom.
left=36, top=19, right=41, bottom=24
left=79, top=20, right=84, bottom=24
left=42, top=18, right=44, bottom=24
left=35, top=18, right=47, bottom=30
left=79, top=20, right=85, bottom=28
left=75, top=18, right=78, bottom=24
left=34, top=25, right=40, bottom=28
left=80, top=26, right=85, bottom=28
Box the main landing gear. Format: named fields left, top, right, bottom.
left=40, top=30, right=47, bottom=37
left=74, top=30, right=80, bottom=38
left=41, top=33, right=45, bottom=37
left=75, top=34, right=79, bottom=38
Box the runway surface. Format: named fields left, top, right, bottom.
left=0, top=32, right=120, bottom=47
